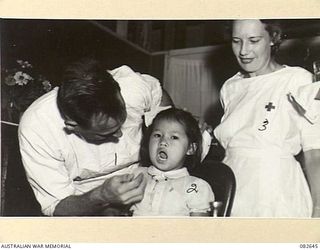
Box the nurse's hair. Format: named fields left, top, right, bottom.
left=57, top=58, right=126, bottom=129
left=140, top=108, right=202, bottom=171
left=260, top=19, right=283, bottom=55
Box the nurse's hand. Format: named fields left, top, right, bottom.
left=98, top=173, right=146, bottom=205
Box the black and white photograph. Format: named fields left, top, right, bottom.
left=1, top=18, right=320, bottom=219
left=1, top=0, right=320, bottom=242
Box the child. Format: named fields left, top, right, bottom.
left=131, top=108, right=215, bottom=216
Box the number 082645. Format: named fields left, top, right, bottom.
left=300, top=244, right=318, bottom=248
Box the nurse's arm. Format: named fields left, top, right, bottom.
left=303, top=149, right=320, bottom=217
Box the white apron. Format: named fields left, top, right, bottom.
left=214, top=66, right=315, bottom=217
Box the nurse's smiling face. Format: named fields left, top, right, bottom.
left=232, top=19, right=273, bottom=77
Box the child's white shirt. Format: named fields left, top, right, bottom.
left=131, top=166, right=215, bottom=216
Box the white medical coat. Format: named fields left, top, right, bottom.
left=19, top=65, right=163, bottom=215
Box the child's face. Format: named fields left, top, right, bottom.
left=149, top=119, right=191, bottom=172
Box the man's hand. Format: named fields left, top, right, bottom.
left=53, top=172, right=146, bottom=216
left=97, top=172, right=146, bottom=205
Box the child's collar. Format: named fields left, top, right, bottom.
left=147, top=166, right=189, bottom=181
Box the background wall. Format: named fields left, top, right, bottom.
left=1, top=20, right=153, bottom=85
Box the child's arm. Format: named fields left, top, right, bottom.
left=186, top=177, right=215, bottom=217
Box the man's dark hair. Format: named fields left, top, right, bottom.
left=57, top=58, right=126, bottom=129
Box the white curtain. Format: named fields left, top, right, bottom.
left=165, top=50, right=219, bottom=119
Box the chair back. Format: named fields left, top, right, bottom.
left=190, top=160, right=236, bottom=217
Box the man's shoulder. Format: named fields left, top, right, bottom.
left=20, top=87, right=60, bottom=127
left=109, top=65, right=136, bottom=81
left=110, top=65, right=161, bottom=89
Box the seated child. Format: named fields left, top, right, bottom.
left=131, top=108, right=215, bottom=216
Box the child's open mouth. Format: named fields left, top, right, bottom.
left=157, top=150, right=168, bottom=161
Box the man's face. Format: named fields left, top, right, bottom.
left=65, top=112, right=125, bottom=145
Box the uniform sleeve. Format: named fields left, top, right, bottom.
left=18, top=120, right=76, bottom=216
left=295, top=81, right=320, bottom=151
left=218, top=75, right=237, bottom=120
left=284, top=68, right=320, bottom=151
left=185, top=177, right=215, bottom=213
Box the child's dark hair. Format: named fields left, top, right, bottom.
left=140, top=108, right=202, bottom=171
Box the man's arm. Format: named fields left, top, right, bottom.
left=19, top=122, right=146, bottom=216
left=53, top=173, right=145, bottom=216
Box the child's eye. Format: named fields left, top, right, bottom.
left=170, top=135, right=179, bottom=140
left=153, top=133, right=161, bottom=138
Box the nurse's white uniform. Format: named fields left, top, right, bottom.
left=214, top=66, right=319, bottom=217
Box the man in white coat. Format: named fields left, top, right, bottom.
left=18, top=58, right=172, bottom=216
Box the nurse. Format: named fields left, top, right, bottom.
left=214, top=19, right=320, bottom=217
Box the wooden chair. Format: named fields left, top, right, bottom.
left=190, top=160, right=236, bottom=217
